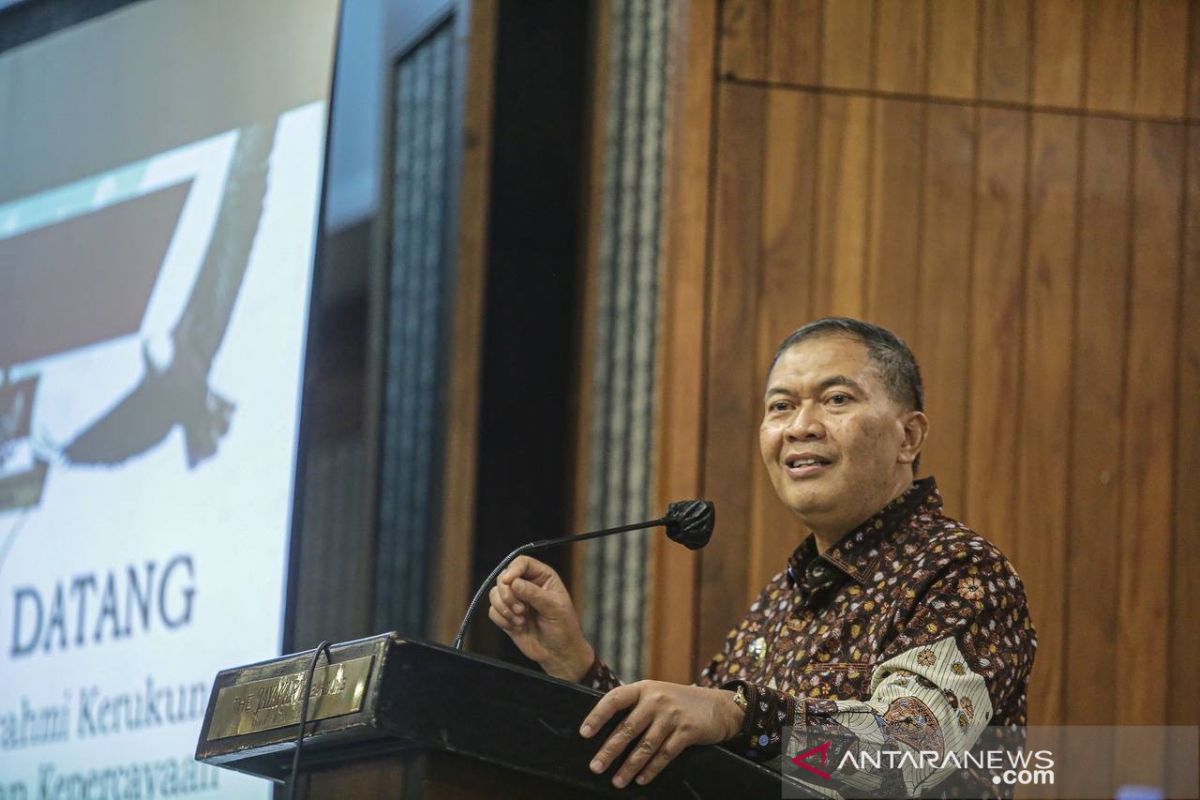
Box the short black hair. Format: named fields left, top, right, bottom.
left=770, top=317, right=924, bottom=413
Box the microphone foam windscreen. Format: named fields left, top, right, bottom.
left=665, top=500, right=715, bottom=550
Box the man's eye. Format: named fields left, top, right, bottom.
left=769, top=401, right=792, bottom=412
left=827, top=393, right=850, bottom=406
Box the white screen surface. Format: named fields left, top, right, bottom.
left=0, top=1, right=339, bottom=795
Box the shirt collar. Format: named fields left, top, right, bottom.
left=786, top=477, right=941, bottom=589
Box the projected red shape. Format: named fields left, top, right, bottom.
left=0, top=181, right=193, bottom=366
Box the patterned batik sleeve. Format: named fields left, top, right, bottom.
left=580, top=653, right=622, bottom=693
left=784, top=551, right=1036, bottom=797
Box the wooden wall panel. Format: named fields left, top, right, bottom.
left=821, top=0, right=874, bottom=91
left=812, top=95, right=872, bottom=316
left=979, top=0, right=1030, bottom=103
left=1065, top=117, right=1132, bottom=731
left=1084, top=0, right=1136, bottom=114
left=719, top=0, right=766, bottom=80
left=1134, top=0, right=1189, bottom=119
left=865, top=98, right=923, bottom=337
left=964, top=107, right=1026, bottom=559
left=1117, top=122, right=1184, bottom=727
left=766, top=0, right=821, bottom=86
left=1016, top=112, right=1079, bottom=728
left=699, top=82, right=766, bottom=662
left=914, top=104, right=975, bottom=518
left=873, top=0, right=926, bottom=95
left=1191, top=9, right=1200, bottom=119
left=749, top=90, right=818, bottom=593
left=651, top=0, right=717, bottom=685
left=1032, top=0, right=1083, bottom=108
left=648, top=0, right=1196, bottom=732
left=927, top=0, right=979, bottom=99
left=1169, top=127, right=1200, bottom=789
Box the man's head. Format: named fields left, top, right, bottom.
left=759, top=318, right=928, bottom=543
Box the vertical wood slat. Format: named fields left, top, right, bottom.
left=812, top=95, right=872, bottom=317
left=651, top=0, right=717, bottom=684
left=915, top=104, right=975, bottom=517
left=1169, top=125, right=1200, bottom=791
left=749, top=90, right=818, bottom=593
left=979, top=0, right=1031, bottom=103
left=927, top=0, right=979, bottom=99
left=865, top=98, right=923, bottom=338
left=1134, top=0, right=1190, bottom=118
left=433, top=0, right=496, bottom=643
left=1065, top=118, right=1132, bottom=734
left=964, top=107, right=1026, bottom=558
left=699, top=81, right=766, bottom=663
left=1084, top=0, right=1136, bottom=114
left=1117, top=122, right=1185, bottom=727
left=873, top=0, right=926, bottom=95
left=1032, top=0, right=1084, bottom=108
left=718, top=0, right=767, bottom=80
left=1016, top=112, right=1078, bottom=728
left=1190, top=6, right=1200, bottom=119
left=821, top=0, right=875, bottom=91
left=766, top=0, right=821, bottom=86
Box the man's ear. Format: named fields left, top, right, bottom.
left=897, top=411, right=929, bottom=465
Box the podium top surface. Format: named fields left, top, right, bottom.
left=196, top=634, right=814, bottom=798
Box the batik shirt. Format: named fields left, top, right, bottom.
left=581, top=478, right=1036, bottom=798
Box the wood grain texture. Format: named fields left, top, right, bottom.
left=719, top=0, right=767, bottom=80
left=1117, top=122, right=1184, bottom=729
left=650, top=0, right=717, bottom=684
left=1134, top=0, right=1189, bottom=119
left=766, top=0, right=821, bottom=86
left=699, top=81, right=767, bottom=666
left=964, top=107, right=1026, bottom=558
left=1032, top=0, right=1084, bottom=108
left=979, top=0, right=1030, bottom=103
left=433, top=0, right=497, bottom=643
left=813, top=94, right=872, bottom=317
left=1190, top=5, right=1200, bottom=119
left=749, top=88, right=818, bottom=593
left=1168, top=125, right=1200, bottom=792
left=1016, top=112, right=1078, bottom=728
left=873, top=0, right=926, bottom=94
left=821, top=0, right=875, bottom=91
left=1085, top=0, right=1136, bottom=114
left=865, top=98, right=923, bottom=340
left=1065, top=117, right=1131, bottom=732
left=927, top=0, right=980, bottom=99
left=915, top=103, right=975, bottom=518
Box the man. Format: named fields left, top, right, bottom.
left=488, top=317, right=1036, bottom=796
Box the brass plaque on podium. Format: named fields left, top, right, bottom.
left=207, top=655, right=373, bottom=740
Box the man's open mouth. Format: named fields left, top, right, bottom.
left=784, top=454, right=832, bottom=476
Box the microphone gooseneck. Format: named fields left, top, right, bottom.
left=450, top=501, right=714, bottom=652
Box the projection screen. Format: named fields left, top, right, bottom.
left=0, top=1, right=340, bottom=795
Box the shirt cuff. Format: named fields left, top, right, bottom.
left=721, top=680, right=796, bottom=760
left=580, top=654, right=621, bottom=692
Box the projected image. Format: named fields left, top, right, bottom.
left=0, top=121, right=278, bottom=519
left=0, top=103, right=325, bottom=796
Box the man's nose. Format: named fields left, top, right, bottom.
left=785, top=404, right=824, bottom=440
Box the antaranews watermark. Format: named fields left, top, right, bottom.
left=781, top=725, right=1197, bottom=799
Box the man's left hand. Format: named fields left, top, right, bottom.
left=579, top=681, right=745, bottom=788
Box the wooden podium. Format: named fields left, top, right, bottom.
left=195, top=634, right=805, bottom=798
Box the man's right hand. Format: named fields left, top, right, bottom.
left=487, top=555, right=595, bottom=682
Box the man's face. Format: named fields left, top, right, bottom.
left=759, top=335, right=918, bottom=537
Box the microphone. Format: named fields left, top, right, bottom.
left=451, top=500, right=715, bottom=651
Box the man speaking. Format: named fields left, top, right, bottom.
left=488, top=317, right=1036, bottom=796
